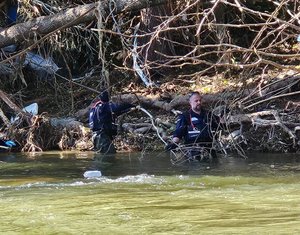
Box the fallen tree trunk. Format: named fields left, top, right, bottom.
left=0, top=0, right=171, bottom=49
left=0, top=89, right=22, bottom=113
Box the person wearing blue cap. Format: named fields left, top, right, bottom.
left=89, top=90, right=135, bottom=153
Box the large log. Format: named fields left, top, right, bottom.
left=0, top=0, right=170, bottom=49
left=0, top=89, right=22, bottom=112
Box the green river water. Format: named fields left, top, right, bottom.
left=1, top=151, right=300, bottom=234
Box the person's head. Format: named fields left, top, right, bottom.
left=189, top=91, right=202, bottom=113
left=99, top=90, right=109, bottom=102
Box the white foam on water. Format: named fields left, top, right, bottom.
left=0, top=174, right=166, bottom=190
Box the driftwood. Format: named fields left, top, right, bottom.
left=7, top=113, right=92, bottom=152
left=227, top=110, right=299, bottom=146
left=0, top=89, right=30, bottom=128
left=0, top=107, right=10, bottom=127
left=122, top=123, right=152, bottom=133
left=7, top=102, right=300, bottom=152
left=0, top=89, right=22, bottom=113
left=50, top=117, right=83, bottom=129
left=113, top=93, right=227, bottom=111
left=5, top=71, right=300, bottom=152
left=0, top=0, right=172, bottom=50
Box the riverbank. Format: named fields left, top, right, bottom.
left=3, top=69, right=300, bottom=155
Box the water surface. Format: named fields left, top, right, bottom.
left=1, top=151, right=300, bottom=234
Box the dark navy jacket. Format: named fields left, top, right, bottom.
left=173, top=109, right=220, bottom=144
left=89, top=101, right=134, bottom=135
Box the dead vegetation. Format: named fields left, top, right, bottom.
left=1, top=1, right=300, bottom=155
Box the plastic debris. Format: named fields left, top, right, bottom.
left=10, top=103, right=38, bottom=123
left=83, top=170, right=102, bottom=178
left=24, top=52, right=59, bottom=75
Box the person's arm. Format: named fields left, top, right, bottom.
left=165, top=113, right=188, bottom=150
left=110, top=102, right=135, bottom=116
left=173, top=113, right=189, bottom=142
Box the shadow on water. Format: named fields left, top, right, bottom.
left=0, top=151, right=94, bottom=180
left=1, top=150, right=300, bottom=181
left=78, top=151, right=300, bottom=178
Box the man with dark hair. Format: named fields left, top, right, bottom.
left=89, top=90, right=134, bottom=153
left=166, top=92, right=222, bottom=155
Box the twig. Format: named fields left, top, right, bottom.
left=137, top=107, right=167, bottom=145
left=244, top=90, right=300, bottom=110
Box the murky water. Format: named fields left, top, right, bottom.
left=1, top=151, right=300, bottom=234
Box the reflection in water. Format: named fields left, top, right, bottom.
left=1, top=151, right=300, bottom=234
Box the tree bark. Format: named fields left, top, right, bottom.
left=0, top=0, right=171, bottom=49
left=0, top=89, right=22, bottom=113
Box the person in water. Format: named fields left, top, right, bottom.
left=166, top=91, right=222, bottom=152
left=89, top=90, right=135, bottom=154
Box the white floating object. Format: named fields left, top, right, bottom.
left=83, top=170, right=102, bottom=178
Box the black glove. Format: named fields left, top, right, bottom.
left=165, top=143, right=178, bottom=151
